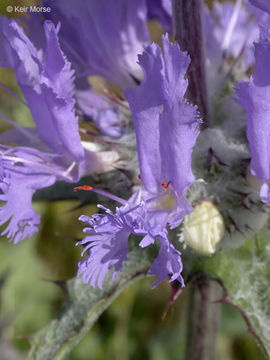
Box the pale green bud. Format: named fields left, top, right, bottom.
left=182, top=201, right=224, bottom=255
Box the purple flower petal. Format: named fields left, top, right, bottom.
left=125, top=42, right=164, bottom=193
left=205, top=2, right=269, bottom=69
left=125, top=35, right=200, bottom=226
left=235, top=26, right=270, bottom=202
left=0, top=150, right=56, bottom=243
left=146, top=0, right=172, bottom=32
left=77, top=194, right=184, bottom=289
left=249, top=0, right=270, bottom=15
left=43, top=0, right=150, bottom=88
left=149, top=235, right=184, bottom=288
left=0, top=17, right=84, bottom=161
left=159, top=37, right=199, bottom=196
left=76, top=89, right=124, bottom=138
left=77, top=204, right=135, bottom=289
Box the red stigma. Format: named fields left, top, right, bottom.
left=161, top=181, right=171, bottom=191
left=161, top=182, right=167, bottom=189
left=73, top=185, right=93, bottom=192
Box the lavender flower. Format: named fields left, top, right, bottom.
left=41, top=0, right=150, bottom=88
left=0, top=148, right=56, bottom=243
left=0, top=17, right=117, bottom=242
left=0, top=17, right=84, bottom=242
left=77, top=36, right=199, bottom=289
left=77, top=191, right=184, bottom=289
left=205, top=0, right=267, bottom=70
left=146, top=1, right=265, bottom=71
left=146, top=0, right=172, bottom=32
left=0, top=16, right=84, bottom=161
left=76, top=88, right=124, bottom=139
left=235, top=26, right=270, bottom=203
left=125, top=35, right=200, bottom=228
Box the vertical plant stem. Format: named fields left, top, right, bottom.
left=172, top=0, right=210, bottom=127
left=172, top=1, right=219, bottom=358
left=185, top=280, right=221, bottom=360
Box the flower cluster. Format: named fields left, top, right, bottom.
left=0, top=0, right=269, bottom=290
left=0, top=17, right=117, bottom=242
left=77, top=193, right=184, bottom=289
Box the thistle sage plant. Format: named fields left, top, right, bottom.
left=0, top=0, right=270, bottom=359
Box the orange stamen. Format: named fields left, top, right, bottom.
left=73, top=185, right=93, bottom=192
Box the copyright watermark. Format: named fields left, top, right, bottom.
left=6, top=5, right=51, bottom=13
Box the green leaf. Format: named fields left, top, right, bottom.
left=28, top=240, right=153, bottom=360
left=0, top=227, right=60, bottom=336
left=186, top=226, right=270, bottom=358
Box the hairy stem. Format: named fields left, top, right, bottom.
left=185, top=280, right=221, bottom=360
left=172, top=0, right=210, bottom=127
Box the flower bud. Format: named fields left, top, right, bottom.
left=183, top=201, right=224, bottom=255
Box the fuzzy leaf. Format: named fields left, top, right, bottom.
left=27, top=238, right=153, bottom=360
left=185, top=224, right=270, bottom=357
